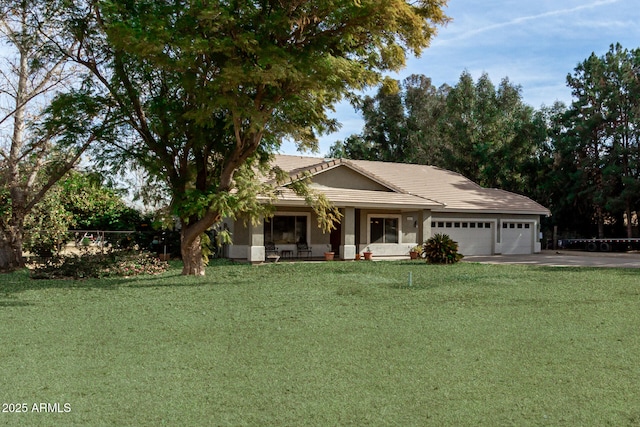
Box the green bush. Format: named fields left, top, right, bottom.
left=422, top=233, right=463, bottom=264
left=31, top=251, right=169, bottom=279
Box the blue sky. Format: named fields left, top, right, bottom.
left=279, top=0, right=640, bottom=156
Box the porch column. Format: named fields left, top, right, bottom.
left=247, top=216, right=265, bottom=263
left=340, top=207, right=356, bottom=260
left=421, top=210, right=432, bottom=244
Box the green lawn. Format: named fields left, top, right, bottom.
left=1, top=260, right=640, bottom=426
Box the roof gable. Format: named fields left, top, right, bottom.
left=270, top=156, right=403, bottom=193
left=310, top=164, right=393, bottom=192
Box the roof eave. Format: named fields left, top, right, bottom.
left=270, top=199, right=441, bottom=210
left=432, top=207, right=551, bottom=216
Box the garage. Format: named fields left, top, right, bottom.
left=432, top=220, right=494, bottom=255
left=501, top=222, right=534, bottom=255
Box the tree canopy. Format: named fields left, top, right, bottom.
left=55, top=0, right=450, bottom=275
left=330, top=71, right=544, bottom=195
left=546, top=44, right=640, bottom=238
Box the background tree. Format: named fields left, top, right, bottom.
left=0, top=0, right=110, bottom=270
left=58, top=0, right=450, bottom=275
left=327, top=134, right=376, bottom=161
left=60, top=170, right=143, bottom=231
left=332, top=71, right=544, bottom=195
left=358, top=81, right=410, bottom=162
left=403, top=74, right=449, bottom=165
left=536, top=102, right=599, bottom=237
left=328, top=75, right=448, bottom=163
left=21, top=170, right=145, bottom=258
left=438, top=72, right=542, bottom=193
left=549, top=44, right=640, bottom=238
left=600, top=44, right=640, bottom=237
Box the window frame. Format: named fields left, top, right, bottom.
left=367, top=214, right=402, bottom=244
left=263, top=212, right=311, bottom=245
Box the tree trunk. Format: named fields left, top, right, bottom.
left=0, top=227, right=26, bottom=271
left=179, top=212, right=220, bottom=276
left=597, top=217, right=605, bottom=239
left=181, top=229, right=205, bottom=276
left=625, top=200, right=634, bottom=239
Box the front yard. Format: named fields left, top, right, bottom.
left=1, top=260, right=639, bottom=425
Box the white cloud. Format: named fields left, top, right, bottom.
left=439, top=0, right=620, bottom=44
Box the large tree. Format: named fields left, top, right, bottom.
left=403, top=74, right=449, bottom=165
left=0, top=0, right=107, bottom=270
left=328, top=75, right=448, bottom=163
left=58, top=0, right=450, bottom=275
left=358, top=80, right=412, bottom=162
left=331, top=71, right=544, bottom=195
left=438, top=71, right=543, bottom=193
left=599, top=44, right=640, bottom=237
left=553, top=44, right=640, bottom=238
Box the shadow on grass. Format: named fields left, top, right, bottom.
left=0, top=300, right=33, bottom=307
left=535, top=265, right=640, bottom=275
left=0, top=258, right=251, bottom=299
left=0, top=268, right=122, bottom=298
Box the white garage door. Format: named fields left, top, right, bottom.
left=432, top=220, right=494, bottom=255
left=502, top=222, right=534, bottom=255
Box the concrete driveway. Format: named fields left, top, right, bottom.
left=463, top=250, right=640, bottom=268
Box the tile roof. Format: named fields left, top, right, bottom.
left=269, top=155, right=550, bottom=215
left=272, top=187, right=441, bottom=209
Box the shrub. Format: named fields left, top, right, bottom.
left=422, top=234, right=464, bottom=264
left=31, top=251, right=169, bottom=279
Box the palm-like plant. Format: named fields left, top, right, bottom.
left=422, top=234, right=463, bottom=264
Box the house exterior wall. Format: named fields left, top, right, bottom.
left=226, top=209, right=543, bottom=260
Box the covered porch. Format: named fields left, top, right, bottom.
left=225, top=204, right=437, bottom=263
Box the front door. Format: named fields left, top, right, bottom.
left=330, top=222, right=342, bottom=256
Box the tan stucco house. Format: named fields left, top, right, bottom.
left=223, top=155, right=550, bottom=262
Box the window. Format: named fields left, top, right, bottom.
left=264, top=215, right=308, bottom=244
left=370, top=217, right=399, bottom=244
left=503, top=222, right=529, bottom=229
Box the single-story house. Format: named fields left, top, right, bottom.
left=223, top=155, right=550, bottom=262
